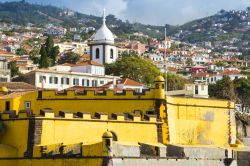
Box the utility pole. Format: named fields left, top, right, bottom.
left=164, top=27, right=167, bottom=94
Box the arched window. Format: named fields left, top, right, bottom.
left=110, top=49, right=114, bottom=59
left=96, top=48, right=100, bottom=59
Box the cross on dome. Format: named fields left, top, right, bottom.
left=103, top=8, right=106, bottom=25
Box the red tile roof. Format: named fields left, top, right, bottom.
left=60, top=60, right=103, bottom=67
left=222, top=70, right=242, bottom=75
left=0, top=82, right=36, bottom=91
left=121, top=78, right=143, bottom=86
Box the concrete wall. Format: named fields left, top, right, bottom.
left=112, top=158, right=238, bottom=166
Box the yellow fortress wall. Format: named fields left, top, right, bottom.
left=0, top=76, right=237, bottom=147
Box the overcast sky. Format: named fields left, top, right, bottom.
left=2, top=0, right=250, bottom=25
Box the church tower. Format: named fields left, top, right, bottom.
left=89, top=9, right=118, bottom=65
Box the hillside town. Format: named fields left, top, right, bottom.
left=0, top=10, right=249, bottom=95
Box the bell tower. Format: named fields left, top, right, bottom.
left=89, top=9, right=118, bottom=65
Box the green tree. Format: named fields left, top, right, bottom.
left=45, top=35, right=54, bottom=56
left=215, top=61, right=226, bottom=67
left=50, top=46, right=60, bottom=65
left=105, top=56, right=160, bottom=86
left=8, top=61, right=20, bottom=77
left=16, top=47, right=28, bottom=55
left=234, top=78, right=250, bottom=109
left=163, top=73, right=187, bottom=91
left=29, top=48, right=40, bottom=64
left=170, top=43, right=177, bottom=51
left=39, top=45, right=50, bottom=68
left=39, top=36, right=59, bottom=67
left=186, top=58, right=193, bottom=66
left=209, top=75, right=236, bottom=100
left=58, top=52, right=80, bottom=64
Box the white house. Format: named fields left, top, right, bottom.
left=148, top=54, right=163, bottom=62
left=19, top=69, right=119, bottom=90
left=192, top=54, right=208, bottom=65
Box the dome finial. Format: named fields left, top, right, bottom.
left=103, top=8, right=106, bottom=25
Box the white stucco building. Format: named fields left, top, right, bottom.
left=18, top=60, right=119, bottom=90
left=88, top=10, right=118, bottom=65
left=21, top=69, right=119, bottom=90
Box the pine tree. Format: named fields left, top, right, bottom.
left=39, top=45, right=50, bottom=68
left=50, top=46, right=60, bottom=65
left=45, top=35, right=54, bottom=58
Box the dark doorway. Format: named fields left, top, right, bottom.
left=5, top=101, right=10, bottom=111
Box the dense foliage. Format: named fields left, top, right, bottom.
left=209, top=75, right=236, bottom=100
left=58, top=52, right=81, bottom=64
left=163, top=73, right=187, bottom=91
left=38, top=36, right=59, bottom=68
left=8, top=61, right=20, bottom=77
left=209, top=76, right=250, bottom=108
left=105, top=55, right=160, bottom=86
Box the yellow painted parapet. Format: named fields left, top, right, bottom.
left=1, top=109, right=159, bottom=123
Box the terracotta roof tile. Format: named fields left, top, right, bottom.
left=0, top=82, right=36, bottom=91
left=60, top=60, right=103, bottom=67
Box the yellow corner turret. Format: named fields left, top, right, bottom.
left=0, top=87, right=8, bottom=93
left=102, top=131, right=113, bottom=138
left=0, top=87, right=8, bottom=96
left=102, top=131, right=113, bottom=156
left=154, top=76, right=165, bottom=99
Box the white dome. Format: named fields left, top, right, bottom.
left=94, top=24, right=114, bottom=43
left=93, top=9, right=114, bottom=44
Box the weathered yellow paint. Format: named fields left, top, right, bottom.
left=40, top=118, right=159, bottom=146
left=166, top=96, right=235, bottom=146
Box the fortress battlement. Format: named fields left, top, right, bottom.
left=37, top=88, right=158, bottom=100
left=1, top=109, right=159, bottom=123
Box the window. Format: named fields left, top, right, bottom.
left=39, top=76, right=46, bottom=83
left=100, top=80, right=104, bottom=84
left=61, top=77, right=64, bottom=84
left=110, top=49, right=114, bottom=59
left=61, top=77, right=70, bottom=85
left=49, top=77, right=53, bottom=84
left=73, top=78, right=79, bottom=85
left=86, top=80, right=90, bottom=87
left=92, top=80, right=98, bottom=87
left=0, top=77, right=7, bottom=82
left=155, top=83, right=159, bottom=89
left=54, top=77, right=58, bottom=84
left=195, top=85, right=198, bottom=95
left=25, top=101, right=31, bottom=109
left=96, top=48, right=100, bottom=59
